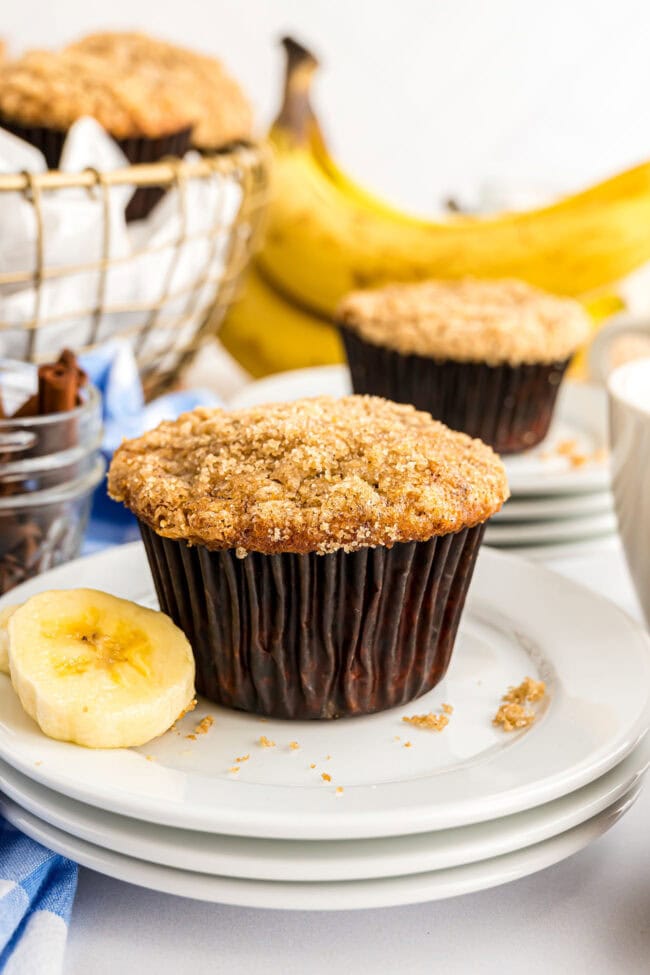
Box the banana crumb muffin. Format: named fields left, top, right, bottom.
left=0, top=49, right=195, bottom=139
left=0, top=32, right=253, bottom=217
left=109, top=395, right=508, bottom=720
left=108, top=396, right=508, bottom=555
left=337, top=278, right=591, bottom=454
left=68, top=32, right=253, bottom=150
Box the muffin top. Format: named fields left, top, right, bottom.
left=108, top=396, right=508, bottom=555
left=68, top=32, right=253, bottom=148
left=337, top=279, right=591, bottom=366
left=0, top=49, right=195, bottom=138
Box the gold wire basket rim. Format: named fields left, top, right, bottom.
left=0, top=139, right=271, bottom=193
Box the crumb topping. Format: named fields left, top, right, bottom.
left=493, top=703, right=536, bottom=732
left=258, top=735, right=276, bottom=748
left=502, top=677, right=546, bottom=704
left=289, top=741, right=300, bottom=750
left=0, top=32, right=252, bottom=145
left=338, top=279, right=590, bottom=366
left=402, top=710, right=450, bottom=731
left=549, top=439, right=608, bottom=469
left=67, top=32, right=253, bottom=147
left=194, top=715, right=214, bottom=736
left=321, top=773, right=332, bottom=782
left=0, top=49, right=195, bottom=137
left=108, top=396, right=509, bottom=555
left=493, top=677, right=546, bottom=731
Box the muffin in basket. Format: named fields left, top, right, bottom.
left=337, top=279, right=591, bottom=454
left=68, top=32, right=253, bottom=152
left=108, top=395, right=508, bottom=720
left=0, top=49, right=195, bottom=169
left=0, top=33, right=253, bottom=218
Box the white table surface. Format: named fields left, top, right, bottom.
left=65, top=542, right=650, bottom=975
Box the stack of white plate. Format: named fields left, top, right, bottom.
left=1, top=542, right=648, bottom=910
left=231, top=366, right=616, bottom=562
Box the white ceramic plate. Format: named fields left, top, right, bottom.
left=0, top=788, right=639, bottom=910
left=493, top=491, right=614, bottom=524
left=0, top=739, right=646, bottom=883
left=484, top=511, right=617, bottom=547
left=1, top=543, right=648, bottom=840
left=228, top=367, right=609, bottom=496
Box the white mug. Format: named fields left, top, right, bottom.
left=608, top=357, right=650, bottom=626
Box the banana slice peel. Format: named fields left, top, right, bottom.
left=7, top=589, right=195, bottom=749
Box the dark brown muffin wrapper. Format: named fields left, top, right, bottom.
left=340, top=325, right=570, bottom=455
left=0, top=116, right=192, bottom=221
left=140, top=521, right=486, bottom=720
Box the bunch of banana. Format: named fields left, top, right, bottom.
left=1, top=590, right=195, bottom=748
left=221, top=38, right=650, bottom=378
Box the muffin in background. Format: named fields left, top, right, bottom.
left=337, top=279, right=591, bottom=454
left=108, top=395, right=508, bottom=720
left=67, top=32, right=253, bottom=151
left=0, top=33, right=253, bottom=218
left=0, top=48, right=194, bottom=163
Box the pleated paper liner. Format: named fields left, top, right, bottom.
left=0, top=116, right=192, bottom=221
left=340, top=326, right=570, bottom=455
left=140, top=522, right=486, bottom=720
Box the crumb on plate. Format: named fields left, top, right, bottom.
left=402, top=711, right=449, bottom=732
left=503, top=677, right=546, bottom=705
left=259, top=735, right=276, bottom=748
left=493, top=676, right=546, bottom=732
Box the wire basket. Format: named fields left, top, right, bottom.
left=0, top=142, right=271, bottom=399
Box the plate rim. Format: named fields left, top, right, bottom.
left=0, top=738, right=646, bottom=882
left=0, top=787, right=639, bottom=911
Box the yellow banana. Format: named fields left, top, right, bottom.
left=258, top=39, right=650, bottom=318
left=220, top=263, right=343, bottom=378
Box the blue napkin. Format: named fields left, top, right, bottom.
left=0, top=819, right=77, bottom=974
left=0, top=342, right=222, bottom=970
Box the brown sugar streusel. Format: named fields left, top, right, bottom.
left=108, top=396, right=508, bottom=556
left=402, top=711, right=450, bottom=732
left=493, top=677, right=546, bottom=731
left=67, top=31, right=253, bottom=148
left=0, top=49, right=195, bottom=137
left=337, top=279, right=590, bottom=367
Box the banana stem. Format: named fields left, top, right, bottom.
left=274, top=37, right=321, bottom=145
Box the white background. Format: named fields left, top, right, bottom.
left=4, top=0, right=650, bottom=212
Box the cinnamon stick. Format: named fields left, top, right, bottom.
left=37, top=349, right=87, bottom=414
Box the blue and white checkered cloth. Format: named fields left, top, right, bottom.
left=0, top=341, right=222, bottom=971
left=0, top=820, right=77, bottom=974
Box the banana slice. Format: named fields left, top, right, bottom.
left=0, top=604, right=21, bottom=676
left=8, top=589, right=195, bottom=748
